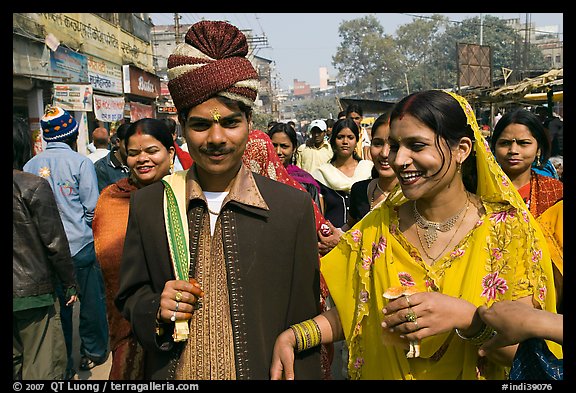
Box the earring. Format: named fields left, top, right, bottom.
left=535, top=151, right=541, bottom=166
left=457, top=161, right=462, bottom=173
left=170, top=162, right=174, bottom=174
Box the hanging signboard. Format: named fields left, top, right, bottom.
left=129, top=101, right=154, bottom=122
left=53, top=83, right=93, bottom=111
left=93, top=94, right=125, bottom=122
left=49, top=45, right=88, bottom=83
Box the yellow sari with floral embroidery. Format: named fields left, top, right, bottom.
left=320, top=91, right=562, bottom=380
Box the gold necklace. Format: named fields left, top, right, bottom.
left=416, top=197, right=470, bottom=263
left=370, top=180, right=388, bottom=210
left=413, top=196, right=469, bottom=248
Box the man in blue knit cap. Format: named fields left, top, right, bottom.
left=23, top=106, right=109, bottom=379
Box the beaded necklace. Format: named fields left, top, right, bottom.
left=415, top=196, right=470, bottom=263
left=413, top=196, right=469, bottom=248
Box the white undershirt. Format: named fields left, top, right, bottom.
left=203, top=191, right=228, bottom=235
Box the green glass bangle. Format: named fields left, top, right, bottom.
left=456, top=323, right=496, bottom=346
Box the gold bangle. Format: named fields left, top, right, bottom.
left=290, top=319, right=322, bottom=353
left=456, top=323, right=496, bottom=346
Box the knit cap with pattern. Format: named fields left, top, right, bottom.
left=41, top=106, right=79, bottom=142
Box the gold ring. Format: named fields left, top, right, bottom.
left=175, top=292, right=183, bottom=302
left=404, top=294, right=411, bottom=307
left=405, top=311, right=417, bottom=323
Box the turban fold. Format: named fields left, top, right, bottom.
left=167, top=20, right=260, bottom=114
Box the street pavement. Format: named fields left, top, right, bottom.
left=71, top=302, right=112, bottom=380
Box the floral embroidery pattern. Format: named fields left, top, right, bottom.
left=359, top=290, right=369, bottom=303
left=538, top=286, right=547, bottom=302
left=353, top=357, right=364, bottom=369
left=501, top=175, right=509, bottom=187
left=491, top=248, right=503, bottom=260
left=351, top=229, right=362, bottom=243
left=372, top=236, right=387, bottom=260
left=532, top=249, right=543, bottom=263
left=450, top=248, right=465, bottom=258
left=361, top=255, right=372, bottom=270
left=481, top=272, right=509, bottom=300
left=398, top=272, right=415, bottom=287
left=490, top=208, right=516, bottom=224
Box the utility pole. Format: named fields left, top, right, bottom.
left=523, top=13, right=530, bottom=76
left=479, top=13, right=483, bottom=45
left=174, top=13, right=182, bottom=44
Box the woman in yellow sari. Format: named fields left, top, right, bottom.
left=270, top=90, right=560, bottom=380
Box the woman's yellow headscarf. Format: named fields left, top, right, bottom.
left=321, top=90, right=561, bottom=380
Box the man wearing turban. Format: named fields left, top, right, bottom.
left=116, top=20, right=322, bottom=380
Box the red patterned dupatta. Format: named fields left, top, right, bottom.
left=527, top=171, right=563, bottom=218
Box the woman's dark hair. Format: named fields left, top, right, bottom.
left=177, top=95, right=253, bottom=127
left=389, top=90, right=477, bottom=193
left=371, top=111, right=391, bottom=139
left=161, top=117, right=177, bottom=135
left=125, top=118, right=174, bottom=152
left=345, top=103, right=363, bottom=117
left=368, top=111, right=392, bottom=179
left=490, top=109, right=551, bottom=168
left=115, top=123, right=130, bottom=142
left=13, top=115, right=33, bottom=170
left=329, top=117, right=362, bottom=163
left=268, top=122, right=299, bottom=165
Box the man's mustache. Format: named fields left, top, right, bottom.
left=199, top=146, right=235, bottom=155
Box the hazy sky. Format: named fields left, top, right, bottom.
left=150, top=13, right=563, bottom=91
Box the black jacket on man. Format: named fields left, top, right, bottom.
left=116, top=167, right=322, bottom=380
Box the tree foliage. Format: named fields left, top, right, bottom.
left=295, top=96, right=341, bottom=121
left=332, top=15, right=399, bottom=97
left=332, top=14, right=551, bottom=96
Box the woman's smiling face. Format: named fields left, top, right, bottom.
left=388, top=114, right=457, bottom=200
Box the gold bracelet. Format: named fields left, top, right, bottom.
left=456, top=323, right=496, bottom=346
left=290, top=319, right=322, bottom=353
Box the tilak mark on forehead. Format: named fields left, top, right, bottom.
left=210, top=108, right=221, bottom=122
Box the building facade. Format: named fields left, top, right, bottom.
left=13, top=13, right=160, bottom=155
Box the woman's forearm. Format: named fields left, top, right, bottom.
left=315, top=308, right=344, bottom=344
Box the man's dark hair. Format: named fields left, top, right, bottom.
left=13, top=115, right=32, bottom=170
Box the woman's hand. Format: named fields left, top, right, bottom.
left=477, top=299, right=563, bottom=355
left=270, top=328, right=297, bottom=380
left=381, top=291, right=477, bottom=342
left=157, top=278, right=204, bottom=323
left=317, top=221, right=343, bottom=256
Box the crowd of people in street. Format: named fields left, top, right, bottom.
left=13, top=19, right=563, bottom=382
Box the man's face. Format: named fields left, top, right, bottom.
left=183, top=98, right=249, bottom=191
left=311, top=127, right=326, bottom=146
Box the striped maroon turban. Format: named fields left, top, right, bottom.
left=167, top=20, right=260, bottom=115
